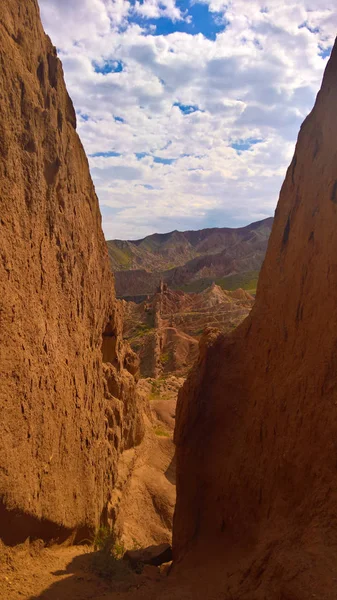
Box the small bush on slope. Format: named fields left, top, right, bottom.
left=91, top=528, right=130, bottom=580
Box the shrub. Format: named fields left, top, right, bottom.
left=91, top=527, right=130, bottom=581
left=151, top=380, right=160, bottom=396
left=153, top=425, right=171, bottom=438
left=160, top=352, right=171, bottom=365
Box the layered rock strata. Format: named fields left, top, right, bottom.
left=109, top=218, right=273, bottom=300
left=124, top=284, right=253, bottom=378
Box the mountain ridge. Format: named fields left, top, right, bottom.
left=107, top=217, right=273, bottom=298
left=111, top=216, right=273, bottom=248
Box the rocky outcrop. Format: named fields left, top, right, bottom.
left=174, top=40, right=337, bottom=597
left=0, top=0, right=143, bottom=545
left=124, top=284, right=253, bottom=378
left=109, top=218, right=273, bottom=299
left=124, top=544, right=172, bottom=568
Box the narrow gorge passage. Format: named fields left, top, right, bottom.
left=1, top=0, right=337, bottom=599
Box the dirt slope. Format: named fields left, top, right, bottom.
left=109, top=218, right=273, bottom=298
left=0, top=542, right=183, bottom=600
left=111, top=378, right=180, bottom=550
left=174, top=38, right=337, bottom=598
left=0, top=0, right=143, bottom=543
left=0, top=375, right=180, bottom=600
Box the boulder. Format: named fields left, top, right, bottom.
left=124, top=544, right=172, bottom=568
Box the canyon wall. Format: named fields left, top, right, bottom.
left=0, top=0, right=143, bottom=545
left=174, top=40, right=337, bottom=597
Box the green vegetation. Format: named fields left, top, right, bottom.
left=215, top=271, right=259, bottom=294
left=127, top=321, right=154, bottom=346
left=91, top=527, right=130, bottom=581
left=171, top=279, right=208, bottom=293
left=93, top=527, right=125, bottom=557
left=153, top=425, right=171, bottom=437
left=107, top=243, right=133, bottom=269
left=149, top=377, right=173, bottom=401
left=139, top=239, right=157, bottom=252
left=136, top=323, right=153, bottom=334
left=131, top=537, right=141, bottom=550
left=150, top=379, right=161, bottom=400
left=130, top=340, right=141, bottom=352
left=160, top=351, right=171, bottom=365
left=173, top=270, right=259, bottom=294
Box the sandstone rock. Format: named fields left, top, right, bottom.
left=125, top=544, right=172, bottom=568
left=174, top=39, right=337, bottom=598
left=0, top=0, right=143, bottom=544
left=159, top=561, right=172, bottom=576
left=140, top=564, right=161, bottom=581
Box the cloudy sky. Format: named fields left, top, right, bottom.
left=39, top=0, right=336, bottom=240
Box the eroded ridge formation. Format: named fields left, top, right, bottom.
left=0, top=0, right=143, bottom=546
left=108, top=217, right=273, bottom=300
left=124, top=283, right=254, bottom=378
left=174, top=39, right=337, bottom=598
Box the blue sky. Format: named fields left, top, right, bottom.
left=39, top=0, right=335, bottom=240
left=128, top=0, right=228, bottom=39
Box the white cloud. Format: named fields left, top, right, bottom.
left=38, top=0, right=336, bottom=239
left=134, top=0, right=184, bottom=21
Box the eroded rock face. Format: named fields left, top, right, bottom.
left=109, top=376, right=179, bottom=550
left=0, top=0, right=142, bottom=544
left=124, top=284, right=254, bottom=378
left=174, top=41, right=337, bottom=597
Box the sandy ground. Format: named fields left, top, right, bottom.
left=0, top=541, right=207, bottom=600
left=0, top=541, right=166, bottom=600
left=0, top=378, right=181, bottom=600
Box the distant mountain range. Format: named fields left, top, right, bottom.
left=107, top=217, right=274, bottom=299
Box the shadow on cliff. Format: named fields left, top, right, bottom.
left=0, top=501, right=77, bottom=547
left=164, top=452, right=176, bottom=485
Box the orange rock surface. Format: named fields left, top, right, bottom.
left=174, top=38, right=337, bottom=599
left=0, top=0, right=143, bottom=544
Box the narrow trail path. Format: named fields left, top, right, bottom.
left=0, top=543, right=164, bottom=600
left=0, top=382, right=180, bottom=600
left=0, top=542, right=213, bottom=600
left=0, top=537, right=251, bottom=600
